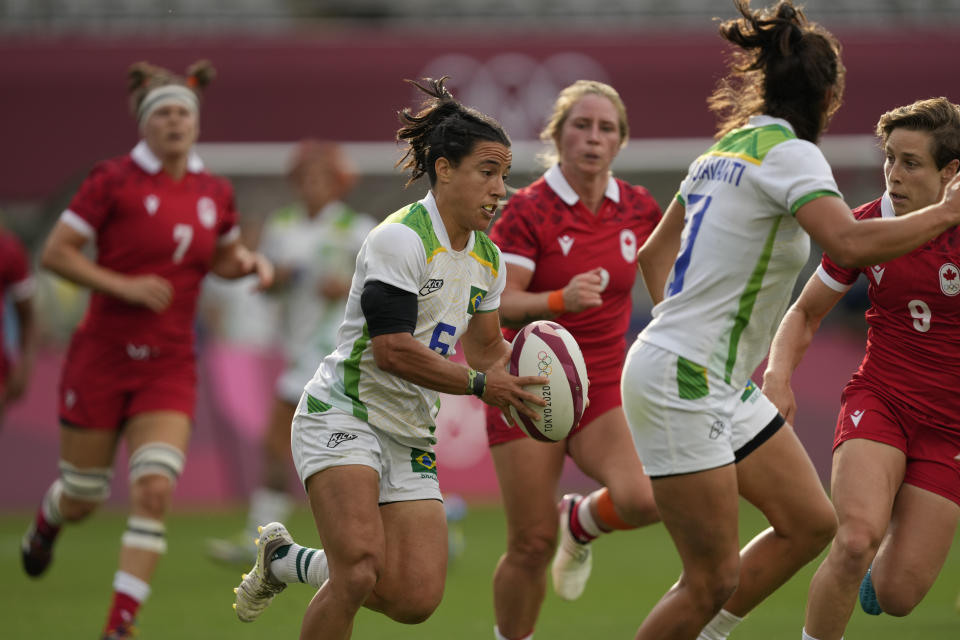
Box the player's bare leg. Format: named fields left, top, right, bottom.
left=804, top=439, right=903, bottom=640
left=103, top=411, right=189, bottom=637
left=635, top=464, right=740, bottom=640
left=869, top=484, right=958, bottom=615
left=299, top=464, right=447, bottom=639
left=714, top=426, right=836, bottom=624
left=22, top=426, right=118, bottom=576
left=490, top=437, right=566, bottom=639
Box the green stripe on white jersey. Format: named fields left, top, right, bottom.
left=303, top=191, right=505, bottom=446
left=640, top=115, right=841, bottom=390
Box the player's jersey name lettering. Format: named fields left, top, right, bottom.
left=689, top=155, right=747, bottom=187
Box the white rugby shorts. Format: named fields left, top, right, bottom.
left=621, top=340, right=779, bottom=477
left=291, top=393, right=442, bottom=503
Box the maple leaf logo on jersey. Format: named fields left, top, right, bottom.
left=558, top=235, right=575, bottom=256
left=939, top=263, right=960, bottom=296
left=144, top=194, right=159, bottom=216
left=620, top=229, right=637, bottom=263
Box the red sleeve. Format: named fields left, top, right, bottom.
left=66, top=160, right=120, bottom=231
left=489, top=191, right=540, bottom=264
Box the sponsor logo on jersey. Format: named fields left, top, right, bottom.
left=144, top=194, right=159, bottom=215
left=419, top=279, right=443, bottom=296
left=850, top=409, right=864, bottom=427
left=410, top=449, right=438, bottom=475
left=126, top=343, right=151, bottom=360
left=708, top=420, right=725, bottom=440
left=467, top=286, right=487, bottom=315
left=197, top=197, right=217, bottom=229
left=326, top=432, right=357, bottom=448
left=939, top=263, right=960, bottom=296
left=558, top=235, right=575, bottom=256
left=620, top=229, right=637, bottom=263
left=870, top=265, right=885, bottom=285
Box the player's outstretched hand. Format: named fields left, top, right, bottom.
left=562, top=267, right=606, bottom=313
left=761, top=373, right=797, bottom=425
left=481, top=352, right=547, bottom=426
left=941, top=172, right=960, bottom=224
left=120, top=274, right=174, bottom=312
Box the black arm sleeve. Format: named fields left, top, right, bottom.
left=360, top=280, right=418, bottom=337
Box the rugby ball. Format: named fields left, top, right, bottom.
left=508, top=321, right=589, bottom=441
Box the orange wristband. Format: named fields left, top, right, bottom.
left=547, top=289, right=566, bottom=314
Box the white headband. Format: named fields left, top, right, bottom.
left=137, top=85, right=199, bottom=127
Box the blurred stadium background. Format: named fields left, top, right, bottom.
left=1, top=2, right=960, bottom=636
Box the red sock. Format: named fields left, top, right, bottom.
left=104, top=591, right=140, bottom=632
left=34, top=508, right=61, bottom=541
left=568, top=498, right=596, bottom=544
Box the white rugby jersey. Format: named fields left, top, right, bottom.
left=303, top=191, right=505, bottom=445
left=259, top=201, right=376, bottom=368
left=641, top=115, right=840, bottom=390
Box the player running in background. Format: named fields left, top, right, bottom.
left=0, top=224, right=37, bottom=426
left=621, top=2, right=960, bottom=639
left=763, top=97, right=960, bottom=640
left=206, top=140, right=376, bottom=564
left=484, top=80, right=662, bottom=640
left=232, top=76, right=547, bottom=639
left=19, top=60, right=273, bottom=640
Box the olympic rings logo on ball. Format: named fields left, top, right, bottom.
left=537, top=350, right=553, bottom=375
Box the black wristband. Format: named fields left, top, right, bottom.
left=466, top=369, right=486, bottom=398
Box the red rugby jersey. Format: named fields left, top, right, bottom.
left=63, top=141, right=238, bottom=346
left=489, top=165, right=662, bottom=387
left=819, top=194, right=960, bottom=428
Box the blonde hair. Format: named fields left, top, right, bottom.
left=539, top=80, right=629, bottom=167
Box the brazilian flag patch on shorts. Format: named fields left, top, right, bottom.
left=410, top=449, right=437, bottom=475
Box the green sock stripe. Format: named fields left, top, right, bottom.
left=270, top=543, right=292, bottom=562
left=301, top=549, right=317, bottom=582
left=295, top=547, right=306, bottom=583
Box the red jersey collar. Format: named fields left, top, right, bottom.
left=544, top=163, right=620, bottom=206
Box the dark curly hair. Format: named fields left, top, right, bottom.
left=708, top=1, right=844, bottom=143
left=396, top=77, right=510, bottom=188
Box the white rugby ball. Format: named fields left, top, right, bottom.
left=508, top=320, right=589, bottom=442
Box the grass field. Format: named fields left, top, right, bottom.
left=3, top=501, right=959, bottom=639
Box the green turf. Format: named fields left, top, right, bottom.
left=2, top=501, right=958, bottom=638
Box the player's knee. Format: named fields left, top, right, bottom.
left=128, top=443, right=185, bottom=518
left=58, top=462, right=113, bottom=520
left=683, top=559, right=739, bottom=615
left=833, top=521, right=881, bottom=566
left=506, top=526, right=557, bottom=569
left=335, top=553, right=382, bottom=604
left=132, top=474, right=174, bottom=518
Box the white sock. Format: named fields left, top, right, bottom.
left=698, top=609, right=743, bottom=639
left=247, top=487, right=293, bottom=538
left=494, top=625, right=533, bottom=640
left=41, top=480, right=64, bottom=526
left=574, top=494, right=603, bottom=538
left=269, top=542, right=328, bottom=588
left=113, top=570, right=151, bottom=603
left=802, top=629, right=837, bottom=640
